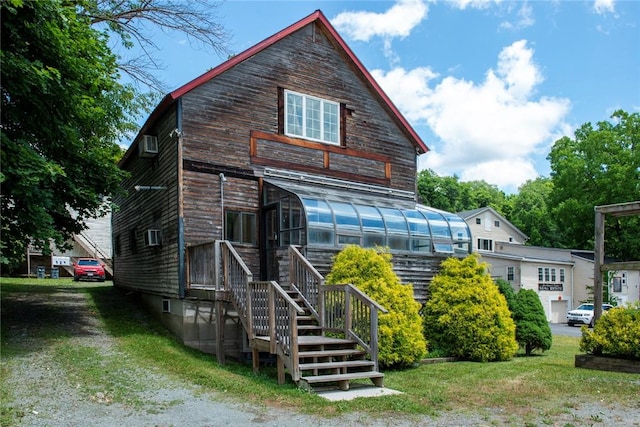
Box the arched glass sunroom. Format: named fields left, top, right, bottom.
left=264, top=180, right=471, bottom=256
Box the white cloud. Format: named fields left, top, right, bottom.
left=449, top=0, right=502, bottom=10
left=593, top=0, right=615, bottom=14
left=331, top=0, right=428, bottom=41
left=499, top=2, right=535, bottom=31
left=372, top=40, right=571, bottom=190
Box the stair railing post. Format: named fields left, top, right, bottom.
left=344, top=285, right=352, bottom=337
left=289, top=302, right=300, bottom=381
left=370, top=304, right=379, bottom=371
left=268, top=283, right=276, bottom=354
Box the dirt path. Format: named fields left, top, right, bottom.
left=0, top=286, right=434, bottom=427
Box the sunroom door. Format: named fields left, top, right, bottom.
left=261, top=204, right=279, bottom=281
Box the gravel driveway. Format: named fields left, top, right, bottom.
left=2, top=284, right=639, bottom=427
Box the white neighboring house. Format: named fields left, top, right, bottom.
left=458, top=207, right=640, bottom=323
left=26, top=211, right=113, bottom=278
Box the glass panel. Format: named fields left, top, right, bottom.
left=305, top=97, right=321, bottom=140
left=403, top=210, right=430, bottom=235
left=445, top=215, right=471, bottom=242
left=330, top=201, right=360, bottom=229
left=302, top=198, right=333, bottom=227
left=420, top=209, right=451, bottom=238
left=323, top=102, right=338, bottom=143
left=454, top=242, right=470, bottom=254
left=226, top=211, right=241, bottom=242
left=338, top=235, right=361, bottom=245
left=355, top=205, right=384, bottom=231
left=387, top=235, right=409, bottom=251
left=363, top=233, right=385, bottom=248
left=411, top=238, right=431, bottom=252
left=242, top=213, right=256, bottom=244
left=308, top=228, right=334, bottom=245
left=290, top=203, right=302, bottom=228
left=433, top=242, right=454, bottom=253
left=379, top=207, right=408, bottom=234
left=286, top=92, right=303, bottom=136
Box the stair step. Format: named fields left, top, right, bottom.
left=299, top=360, right=375, bottom=370
left=297, top=325, right=322, bottom=330
left=298, top=349, right=365, bottom=358
left=297, top=336, right=355, bottom=346
left=301, top=371, right=384, bottom=384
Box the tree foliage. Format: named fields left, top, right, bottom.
left=0, top=1, right=141, bottom=268
left=547, top=110, right=640, bottom=260
left=509, top=177, right=560, bottom=247
left=417, top=169, right=512, bottom=215
left=423, top=255, right=518, bottom=362
left=326, top=245, right=427, bottom=368
left=512, top=289, right=552, bottom=356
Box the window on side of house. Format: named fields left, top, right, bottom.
left=477, top=238, right=493, bottom=251
left=560, top=268, right=565, bottom=283
left=538, top=267, right=544, bottom=282
left=475, top=218, right=481, bottom=225
left=226, top=211, right=257, bottom=245
left=285, top=90, right=339, bottom=145
left=551, top=268, right=556, bottom=282
left=507, top=266, right=515, bottom=281
left=544, top=267, right=550, bottom=282
left=494, top=220, right=500, bottom=227
left=613, top=276, right=622, bottom=293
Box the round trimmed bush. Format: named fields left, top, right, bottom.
left=423, top=255, right=518, bottom=362
left=326, top=245, right=427, bottom=368
left=580, top=302, right=640, bottom=359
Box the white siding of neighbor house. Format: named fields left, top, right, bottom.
left=466, top=211, right=526, bottom=253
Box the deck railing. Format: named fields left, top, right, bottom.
left=246, top=280, right=305, bottom=380
left=288, top=246, right=387, bottom=371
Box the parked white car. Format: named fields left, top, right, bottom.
left=566, top=303, right=614, bottom=327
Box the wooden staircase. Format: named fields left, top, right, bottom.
left=286, top=287, right=383, bottom=391
left=187, top=240, right=386, bottom=392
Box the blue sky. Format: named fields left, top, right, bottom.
left=123, top=0, right=639, bottom=194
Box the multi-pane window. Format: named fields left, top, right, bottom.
left=551, top=268, right=556, bottom=282
left=507, top=266, right=515, bottom=281
left=560, top=268, right=565, bottom=283
left=226, top=211, right=257, bottom=244
left=477, top=238, right=493, bottom=251
left=475, top=218, right=481, bottom=225
left=285, top=90, right=339, bottom=145
left=494, top=220, right=500, bottom=227
left=538, top=267, right=544, bottom=282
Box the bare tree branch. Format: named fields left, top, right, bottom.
left=81, top=0, right=231, bottom=92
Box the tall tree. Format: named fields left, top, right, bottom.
left=510, top=177, right=560, bottom=247
left=1, top=1, right=140, bottom=268
left=547, top=110, right=640, bottom=260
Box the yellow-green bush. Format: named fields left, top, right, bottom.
left=326, top=245, right=427, bottom=367
left=580, top=302, right=640, bottom=359
left=423, top=255, right=518, bottom=362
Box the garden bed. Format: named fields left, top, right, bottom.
left=575, top=354, right=640, bottom=374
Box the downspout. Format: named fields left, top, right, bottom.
left=176, top=99, right=186, bottom=299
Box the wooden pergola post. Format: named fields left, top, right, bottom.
left=593, top=201, right=640, bottom=325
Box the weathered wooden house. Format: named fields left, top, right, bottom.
left=112, top=10, right=470, bottom=390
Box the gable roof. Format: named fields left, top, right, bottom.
left=457, top=206, right=529, bottom=242
left=129, top=10, right=428, bottom=158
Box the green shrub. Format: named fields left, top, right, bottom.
left=580, top=302, right=640, bottom=359
left=495, top=278, right=517, bottom=312
left=423, top=255, right=518, bottom=362
left=513, top=289, right=552, bottom=356
left=326, top=245, right=427, bottom=367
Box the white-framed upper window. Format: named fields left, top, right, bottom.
left=507, top=266, right=515, bottom=281
left=285, top=90, right=339, bottom=145
left=477, top=238, right=493, bottom=251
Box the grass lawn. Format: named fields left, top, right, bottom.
left=2, top=278, right=639, bottom=426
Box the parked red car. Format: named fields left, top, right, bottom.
left=73, top=258, right=106, bottom=282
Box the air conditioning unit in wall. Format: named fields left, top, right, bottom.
left=139, top=135, right=159, bottom=158
left=145, top=229, right=161, bottom=247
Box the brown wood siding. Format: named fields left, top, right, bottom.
left=179, top=22, right=417, bottom=192
left=112, top=108, right=180, bottom=296
left=302, top=247, right=445, bottom=303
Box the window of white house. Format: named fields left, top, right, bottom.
left=560, top=268, right=565, bottom=283
left=285, top=90, right=339, bottom=145
left=475, top=218, right=481, bottom=225
left=551, top=268, right=556, bottom=282
left=613, top=276, right=622, bottom=293
left=477, top=238, right=493, bottom=251
left=538, top=267, right=544, bottom=282
left=494, top=220, right=500, bottom=227
left=226, top=211, right=257, bottom=245
left=544, top=267, right=550, bottom=282
left=507, top=266, right=515, bottom=281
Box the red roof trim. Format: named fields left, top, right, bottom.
left=133, top=9, right=428, bottom=156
